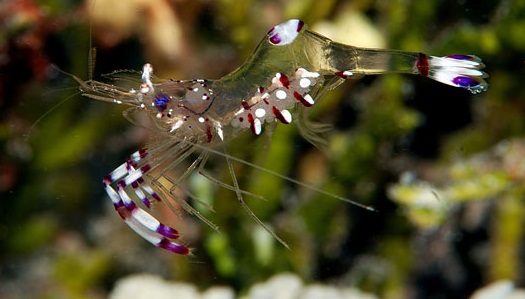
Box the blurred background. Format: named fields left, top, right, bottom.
left=1, top=0, right=524, bottom=298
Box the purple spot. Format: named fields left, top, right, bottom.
left=269, top=33, right=281, bottom=45
left=154, top=94, right=170, bottom=112
left=296, top=20, right=305, bottom=32
left=158, top=238, right=190, bottom=255
left=445, top=55, right=473, bottom=60
left=131, top=181, right=138, bottom=188
left=113, top=200, right=125, bottom=210
left=453, top=76, right=479, bottom=88
left=157, top=224, right=179, bottom=239
left=124, top=200, right=137, bottom=211
left=141, top=197, right=150, bottom=208
left=152, top=193, right=161, bottom=201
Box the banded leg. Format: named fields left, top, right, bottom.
left=102, top=149, right=190, bottom=254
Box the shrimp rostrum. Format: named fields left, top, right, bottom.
left=75, top=20, right=488, bottom=254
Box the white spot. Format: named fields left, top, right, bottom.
left=198, top=117, right=205, bottom=123
left=255, top=108, right=266, bottom=118
left=343, top=70, right=353, bottom=76
left=261, top=93, right=270, bottom=100
left=276, top=90, right=287, bottom=100
left=215, top=123, right=224, bottom=141
left=193, top=87, right=199, bottom=92
left=142, top=64, right=153, bottom=81
left=234, top=108, right=245, bottom=116
left=114, top=99, right=123, bottom=104
left=281, top=109, right=292, bottom=123
left=170, top=120, right=184, bottom=132
left=296, top=68, right=320, bottom=78
left=299, top=78, right=311, bottom=88
left=254, top=119, right=262, bottom=135
left=130, top=151, right=142, bottom=161
left=141, top=64, right=154, bottom=92
left=202, top=95, right=208, bottom=100
left=140, top=103, right=145, bottom=109
left=304, top=94, right=315, bottom=106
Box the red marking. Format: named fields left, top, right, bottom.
left=239, top=117, right=244, bottom=122
left=138, top=148, right=148, bottom=159
left=335, top=71, right=348, bottom=79
left=278, top=73, right=290, bottom=88
left=258, top=86, right=264, bottom=93
left=158, top=238, right=190, bottom=255
left=272, top=106, right=290, bottom=124
left=141, top=196, right=151, bottom=208
left=116, top=205, right=131, bottom=220
left=417, top=53, right=429, bottom=77
left=206, top=126, right=212, bottom=143
left=103, top=175, right=113, bottom=184
left=247, top=113, right=257, bottom=135
left=263, top=99, right=269, bottom=105
left=141, top=164, right=151, bottom=173
left=241, top=101, right=250, bottom=110
left=293, top=91, right=313, bottom=107
left=126, top=157, right=135, bottom=170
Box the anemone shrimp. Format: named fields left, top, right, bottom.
left=71, top=19, right=488, bottom=254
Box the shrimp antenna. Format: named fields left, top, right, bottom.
left=27, top=1, right=98, bottom=141
left=87, top=0, right=97, bottom=80
left=25, top=78, right=80, bottom=141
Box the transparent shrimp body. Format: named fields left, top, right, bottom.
left=77, top=20, right=488, bottom=254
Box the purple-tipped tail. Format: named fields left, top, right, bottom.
left=426, top=54, right=488, bottom=94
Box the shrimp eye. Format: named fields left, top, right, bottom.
left=154, top=94, right=170, bottom=111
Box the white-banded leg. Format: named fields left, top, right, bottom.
left=102, top=149, right=190, bottom=254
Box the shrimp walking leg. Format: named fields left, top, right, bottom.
left=103, top=149, right=190, bottom=254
